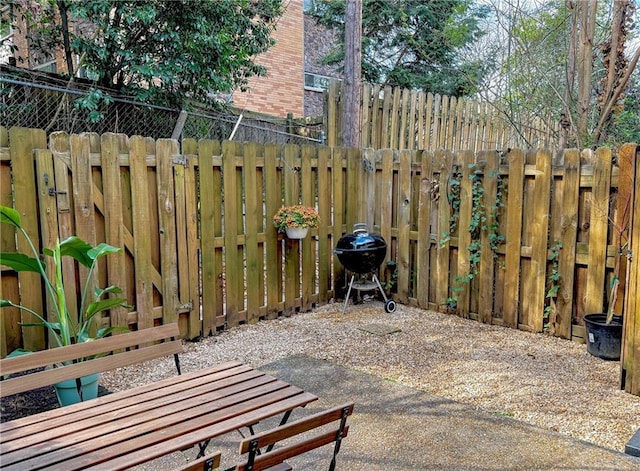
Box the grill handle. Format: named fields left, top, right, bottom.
left=353, top=223, right=368, bottom=235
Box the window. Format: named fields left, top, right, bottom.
left=34, top=60, right=56, bottom=73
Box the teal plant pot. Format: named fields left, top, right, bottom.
left=54, top=373, right=101, bottom=406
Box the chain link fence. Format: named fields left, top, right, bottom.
left=1, top=66, right=324, bottom=145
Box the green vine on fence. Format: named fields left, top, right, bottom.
left=544, top=241, right=563, bottom=333
left=489, top=171, right=507, bottom=257
left=444, top=164, right=506, bottom=308
left=441, top=165, right=462, bottom=245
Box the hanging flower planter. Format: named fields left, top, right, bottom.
left=273, top=205, right=319, bottom=239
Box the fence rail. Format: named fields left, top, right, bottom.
left=1, top=127, right=637, bottom=392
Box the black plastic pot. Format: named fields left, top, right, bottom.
left=583, top=313, right=623, bottom=361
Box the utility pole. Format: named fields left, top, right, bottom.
left=342, top=0, right=362, bottom=148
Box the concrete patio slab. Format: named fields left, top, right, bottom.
left=357, top=323, right=402, bottom=336
left=259, top=354, right=640, bottom=470
left=626, top=428, right=640, bottom=457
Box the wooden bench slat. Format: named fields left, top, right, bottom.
left=0, top=340, right=183, bottom=397
left=238, top=403, right=355, bottom=453
left=0, top=323, right=181, bottom=376
left=235, top=402, right=354, bottom=471
left=236, top=427, right=350, bottom=471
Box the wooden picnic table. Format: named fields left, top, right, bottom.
left=0, top=361, right=318, bottom=470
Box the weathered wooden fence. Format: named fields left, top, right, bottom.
left=325, top=81, right=561, bottom=151
left=1, top=128, right=637, bottom=396
left=621, top=144, right=640, bottom=396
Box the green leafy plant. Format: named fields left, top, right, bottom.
left=445, top=164, right=506, bottom=308
left=384, top=260, right=398, bottom=292
left=544, top=242, right=563, bottom=332
left=0, top=206, right=130, bottom=355
left=74, top=87, right=114, bottom=123
left=273, top=205, right=320, bottom=233
left=441, top=166, right=462, bottom=246
left=605, top=171, right=633, bottom=324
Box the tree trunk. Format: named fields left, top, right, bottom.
left=56, top=0, right=75, bottom=76
left=577, top=0, right=598, bottom=147
left=593, top=0, right=639, bottom=144
left=576, top=0, right=597, bottom=146
left=562, top=0, right=579, bottom=148
left=342, top=0, right=362, bottom=148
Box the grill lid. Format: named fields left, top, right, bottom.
left=334, top=224, right=387, bottom=273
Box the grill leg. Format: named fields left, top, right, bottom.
left=342, top=275, right=355, bottom=314
left=372, top=275, right=388, bottom=302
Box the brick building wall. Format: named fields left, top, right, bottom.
left=233, top=0, right=305, bottom=118
left=303, top=12, right=340, bottom=117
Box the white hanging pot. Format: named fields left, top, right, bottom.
left=285, top=227, right=309, bottom=239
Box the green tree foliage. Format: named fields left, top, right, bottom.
left=610, top=91, right=640, bottom=146
left=311, top=0, right=489, bottom=96
left=483, top=0, right=639, bottom=148
left=7, top=0, right=283, bottom=108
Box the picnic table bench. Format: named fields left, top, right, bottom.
left=0, top=323, right=329, bottom=470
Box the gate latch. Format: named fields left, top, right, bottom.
left=44, top=173, right=67, bottom=197
left=48, top=187, right=67, bottom=197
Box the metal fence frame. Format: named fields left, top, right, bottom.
left=1, top=66, right=324, bottom=144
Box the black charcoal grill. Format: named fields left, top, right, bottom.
left=334, top=223, right=397, bottom=313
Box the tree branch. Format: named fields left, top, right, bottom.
left=593, top=45, right=640, bottom=143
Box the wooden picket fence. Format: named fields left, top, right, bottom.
left=1, top=127, right=637, bottom=394
left=324, top=81, right=561, bottom=151
left=621, top=144, right=640, bottom=396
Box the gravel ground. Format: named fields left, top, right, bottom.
left=3, top=301, right=639, bottom=454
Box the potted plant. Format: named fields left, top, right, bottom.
left=273, top=205, right=319, bottom=239
left=0, top=206, right=130, bottom=404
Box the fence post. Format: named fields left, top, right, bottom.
left=9, top=128, right=47, bottom=352
left=528, top=149, right=552, bottom=332
left=555, top=149, right=580, bottom=339
left=502, top=149, right=525, bottom=329
left=416, top=150, right=432, bottom=309
left=583, top=148, right=613, bottom=315
left=396, top=149, right=412, bottom=303
left=621, top=144, right=639, bottom=395
left=101, top=133, right=128, bottom=328
left=223, top=140, right=243, bottom=324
